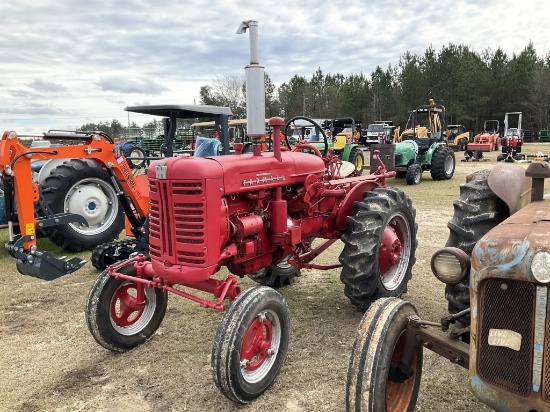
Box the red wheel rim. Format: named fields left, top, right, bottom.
left=111, top=283, right=145, bottom=327
left=240, top=314, right=273, bottom=372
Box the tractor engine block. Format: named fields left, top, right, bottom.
left=147, top=150, right=326, bottom=284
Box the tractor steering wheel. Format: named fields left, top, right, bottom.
left=283, top=116, right=328, bottom=158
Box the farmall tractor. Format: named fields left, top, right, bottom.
left=345, top=161, right=550, bottom=411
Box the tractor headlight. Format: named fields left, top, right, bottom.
left=431, top=247, right=470, bottom=285
left=531, top=251, right=550, bottom=283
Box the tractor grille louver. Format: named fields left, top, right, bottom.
left=478, top=279, right=535, bottom=397
left=148, top=180, right=206, bottom=265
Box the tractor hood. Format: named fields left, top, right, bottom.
left=148, top=151, right=326, bottom=195
left=471, top=201, right=550, bottom=286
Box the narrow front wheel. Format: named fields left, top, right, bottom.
left=86, top=260, right=168, bottom=352
left=346, top=297, right=422, bottom=411
left=212, top=286, right=290, bottom=404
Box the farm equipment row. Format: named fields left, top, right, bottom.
left=5, top=18, right=550, bottom=412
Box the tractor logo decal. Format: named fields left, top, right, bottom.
left=242, top=175, right=285, bottom=186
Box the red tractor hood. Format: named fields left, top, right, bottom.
left=148, top=151, right=326, bottom=195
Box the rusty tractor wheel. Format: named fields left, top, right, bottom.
left=444, top=170, right=506, bottom=328
left=212, top=286, right=290, bottom=404
left=339, top=187, right=417, bottom=311
left=86, top=260, right=168, bottom=352
left=346, top=297, right=422, bottom=412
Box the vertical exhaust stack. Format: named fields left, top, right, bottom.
left=237, top=20, right=266, bottom=154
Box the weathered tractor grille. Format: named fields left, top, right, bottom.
left=544, top=293, right=550, bottom=402
left=148, top=180, right=206, bottom=265
left=478, top=279, right=535, bottom=397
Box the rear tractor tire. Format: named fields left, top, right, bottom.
left=346, top=297, right=422, bottom=412
left=212, top=286, right=290, bottom=404
left=339, top=187, right=417, bottom=311
left=40, top=159, right=125, bottom=252
left=444, top=170, right=506, bottom=328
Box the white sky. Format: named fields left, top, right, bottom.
left=1, top=0, right=549, bottom=134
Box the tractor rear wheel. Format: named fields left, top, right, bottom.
left=348, top=147, right=365, bottom=176
left=430, top=146, right=455, bottom=180
left=91, top=239, right=139, bottom=271
left=346, top=297, right=422, bottom=412
left=339, top=187, right=417, bottom=311
left=405, top=164, right=422, bottom=185
left=86, top=260, right=168, bottom=352
left=40, top=159, right=125, bottom=252
left=124, top=145, right=147, bottom=169
left=445, top=170, right=506, bottom=328
left=212, top=286, right=290, bottom=404
left=247, top=254, right=300, bottom=288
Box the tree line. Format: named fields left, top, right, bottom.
left=79, top=42, right=550, bottom=137
left=200, top=42, right=550, bottom=135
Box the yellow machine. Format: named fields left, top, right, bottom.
left=445, top=124, right=470, bottom=151
left=395, top=98, right=444, bottom=142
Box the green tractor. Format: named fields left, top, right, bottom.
left=370, top=98, right=455, bottom=185
left=285, top=116, right=365, bottom=175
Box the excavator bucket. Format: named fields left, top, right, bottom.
left=7, top=235, right=86, bottom=280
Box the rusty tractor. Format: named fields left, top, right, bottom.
left=345, top=161, right=550, bottom=411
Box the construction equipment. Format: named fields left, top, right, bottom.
left=344, top=162, right=550, bottom=412
left=1, top=105, right=233, bottom=276
left=286, top=117, right=366, bottom=175
left=82, top=21, right=418, bottom=404
left=445, top=124, right=471, bottom=151
left=467, top=120, right=500, bottom=152
left=371, top=97, right=455, bottom=185
left=497, top=112, right=524, bottom=162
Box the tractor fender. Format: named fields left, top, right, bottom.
left=487, top=162, right=532, bottom=215
left=334, top=180, right=380, bottom=230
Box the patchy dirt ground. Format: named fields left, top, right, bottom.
left=1, top=143, right=548, bottom=412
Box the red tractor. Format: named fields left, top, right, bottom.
left=83, top=115, right=418, bottom=403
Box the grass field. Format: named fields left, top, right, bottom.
left=1, top=142, right=550, bottom=411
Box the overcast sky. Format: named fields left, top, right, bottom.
left=1, top=0, right=548, bottom=134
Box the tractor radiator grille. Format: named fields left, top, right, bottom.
left=148, top=180, right=206, bottom=265
left=478, top=279, right=535, bottom=397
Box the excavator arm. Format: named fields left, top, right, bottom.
left=1, top=130, right=149, bottom=280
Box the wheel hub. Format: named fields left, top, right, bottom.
left=240, top=311, right=274, bottom=372
left=67, top=184, right=109, bottom=227
left=380, top=225, right=402, bottom=274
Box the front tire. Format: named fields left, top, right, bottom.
left=348, top=147, right=365, bottom=176
left=339, top=187, right=417, bottom=311
left=212, top=286, right=290, bottom=404
left=405, top=164, right=422, bottom=185
left=86, top=261, right=168, bottom=352
left=40, top=159, right=125, bottom=251
left=346, top=297, right=422, bottom=412
left=430, top=146, right=455, bottom=180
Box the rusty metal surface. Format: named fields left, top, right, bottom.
left=487, top=162, right=532, bottom=215
left=407, top=317, right=469, bottom=369
left=469, top=203, right=550, bottom=411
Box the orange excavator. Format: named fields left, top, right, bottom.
left=2, top=104, right=233, bottom=280
left=1, top=129, right=150, bottom=280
